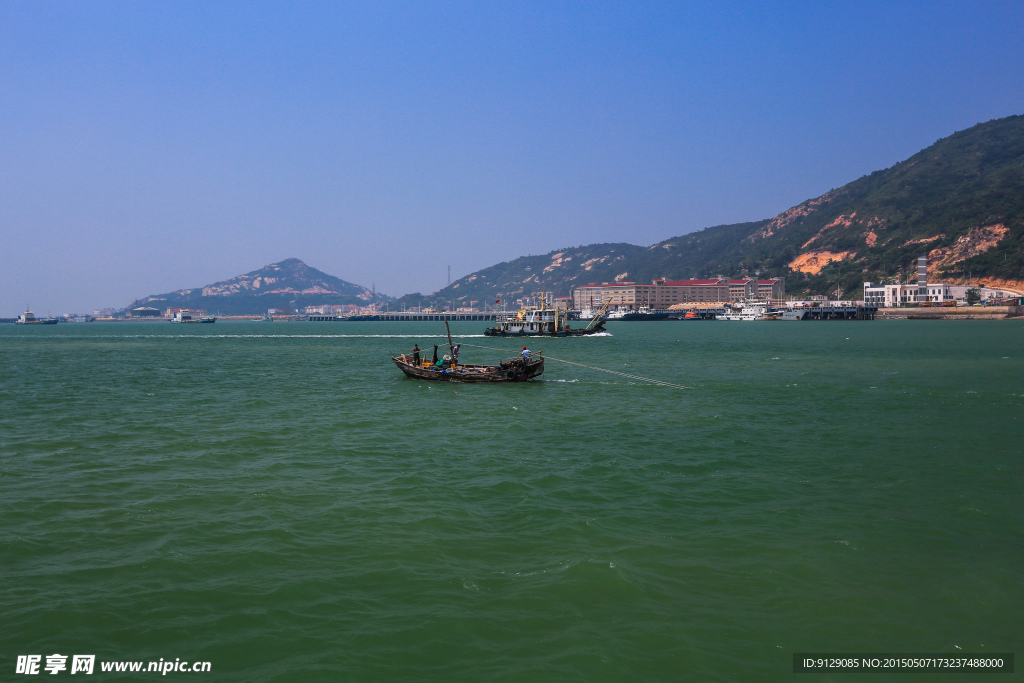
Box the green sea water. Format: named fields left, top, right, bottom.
left=1, top=320, right=1022, bottom=681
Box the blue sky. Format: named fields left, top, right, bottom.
left=1, top=1, right=1022, bottom=314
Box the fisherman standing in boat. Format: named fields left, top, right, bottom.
left=452, top=344, right=460, bottom=366
left=521, top=346, right=531, bottom=360
left=412, top=344, right=420, bottom=366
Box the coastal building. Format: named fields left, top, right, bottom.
left=757, top=279, right=786, bottom=299
left=572, top=277, right=784, bottom=309
left=925, top=284, right=954, bottom=303
left=864, top=283, right=905, bottom=307
left=862, top=280, right=1023, bottom=306
left=947, top=284, right=1020, bottom=301
left=865, top=256, right=957, bottom=306
left=863, top=253, right=1020, bottom=306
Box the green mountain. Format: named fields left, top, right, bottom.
left=721, top=114, right=1024, bottom=296
left=137, top=258, right=392, bottom=315
left=397, top=114, right=1024, bottom=308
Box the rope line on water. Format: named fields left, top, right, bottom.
left=457, top=342, right=689, bottom=390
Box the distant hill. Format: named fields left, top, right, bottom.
left=397, top=114, right=1024, bottom=307
left=137, top=258, right=392, bottom=315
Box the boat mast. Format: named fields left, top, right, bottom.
left=444, top=320, right=455, bottom=360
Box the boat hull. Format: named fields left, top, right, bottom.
left=391, top=356, right=544, bottom=382
left=606, top=311, right=675, bottom=321
left=483, top=327, right=602, bottom=337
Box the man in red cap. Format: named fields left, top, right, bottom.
left=521, top=346, right=531, bottom=360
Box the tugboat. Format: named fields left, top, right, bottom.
left=484, top=296, right=607, bottom=337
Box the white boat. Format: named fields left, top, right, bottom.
left=171, top=310, right=216, bottom=324
left=717, top=302, right=768, bottom=321
left=15, top=308, right=57, bottom=325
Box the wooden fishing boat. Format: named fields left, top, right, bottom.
left=393, top=320, right=543, bottom=382
left=391, top=351, right=544, bottom=382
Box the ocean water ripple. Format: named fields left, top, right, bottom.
left=1, top=320, right=1022, bottom=680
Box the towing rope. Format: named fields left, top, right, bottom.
left=457, top=342, right=689, bottom=390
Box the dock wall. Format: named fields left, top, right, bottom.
left=876, top=305, right=1023, bottom=320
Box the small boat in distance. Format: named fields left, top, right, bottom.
left=15, top=307, right=57, bottom=325
left=171, top=310, right=216, bottom=323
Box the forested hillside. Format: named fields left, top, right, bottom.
left=398, top=115, right=1024, bottom=308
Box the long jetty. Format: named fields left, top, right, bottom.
left=311, top=305, right=878, bottom=322
left=309, top=312, right=501, bottom=322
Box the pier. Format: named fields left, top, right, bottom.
left=788, top=305, right=878, bottom=320
left=310, top=312, right=500, bottom=322
left=608, top=305, right=879, bottom=320
left=320, top=306, right=878, bottom=322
